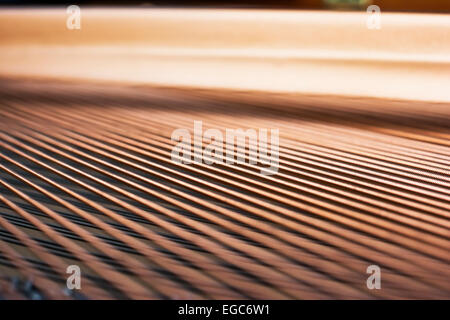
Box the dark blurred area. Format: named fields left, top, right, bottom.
left=0, top=0, right=449, bottom=13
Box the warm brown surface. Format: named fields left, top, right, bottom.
left=297, top=0, right=450, bottom=12
left=1, top=9, right=449, bottom=102
left=0, top=78, right=448, bottom=299
left=0, top=7, right=448, bottom=300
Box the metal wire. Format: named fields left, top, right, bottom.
left=0, top=79, right=448, bottom=299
